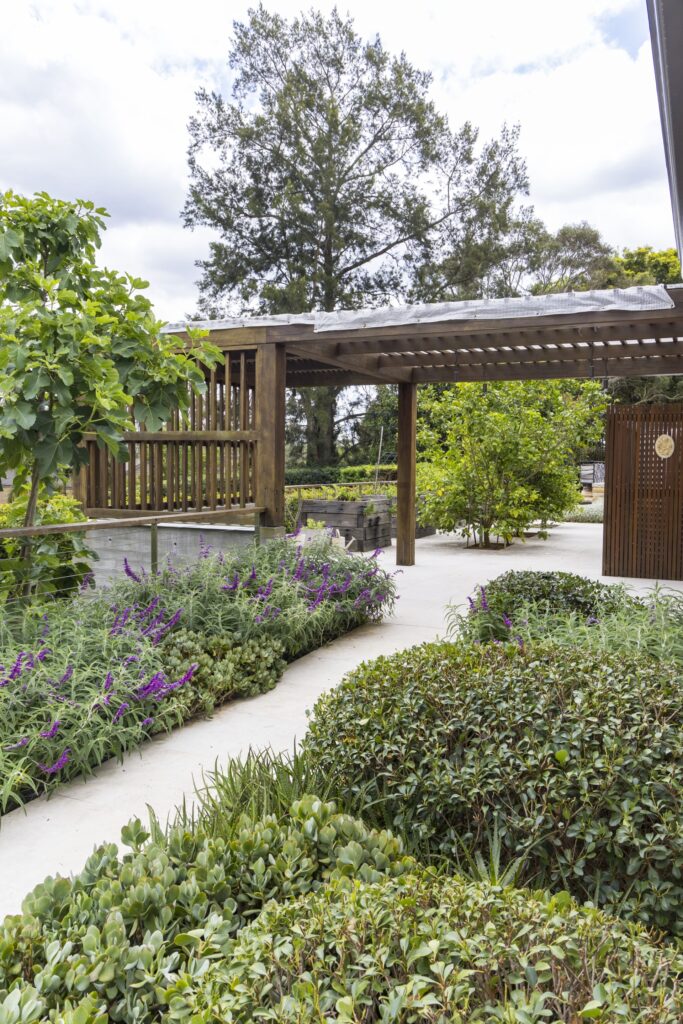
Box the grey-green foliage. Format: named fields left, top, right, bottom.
left=178, top=874, right=683, bottom=1022
left=0, top=798, right=414, bottom=1022
left=304, top=640, right=683, bottom=936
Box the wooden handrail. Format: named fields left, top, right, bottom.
left=82, top=430, right=259, bottom=442
left=0, top=506, right=264, bottom=540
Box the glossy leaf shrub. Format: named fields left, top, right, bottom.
left=189, top=875, right=683, bottom=1022
left=0, top=799, right=414, bottom=1022
left=454, top=569, right=635, bottom=642
left=0, top=494, right=95, bottom=605
left=305, top=640, right=683, bottom=935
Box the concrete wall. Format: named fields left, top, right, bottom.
left=88, top=523, right=256, bottom=586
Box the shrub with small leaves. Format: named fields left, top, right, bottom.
left=181, top=874, right=683, bottom=1022
left=159, top=628, right=286, bottom=715
left=454, top=569, right=635, bottom=642
left=0, top=798, right=414, bottom=1022
left=305, top=640, right=683, bottom=935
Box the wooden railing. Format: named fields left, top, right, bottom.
left=79, top=350, right=260, bottom=517
left=83, top=432, right=258, bottom=516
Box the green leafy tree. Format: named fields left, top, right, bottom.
left=183, top=4, right=527, bottom=464
left=413, top=216, right=618, bottom=300
left=614, top=245, right=681, bottom=285
left=417, top=381, right=606, bottom=547
left=0, top=190, right=220, bottom=532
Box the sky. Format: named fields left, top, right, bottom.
left=1, top=0, right=674, bottom=321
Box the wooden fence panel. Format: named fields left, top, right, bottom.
left=603, top=404, right=683, bottom=580
left=83, top=351, right=260, bottom=516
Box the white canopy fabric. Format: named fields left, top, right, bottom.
left=313, top=286, right=675, bottom=333
left=162, top=286, right=675, bottom=336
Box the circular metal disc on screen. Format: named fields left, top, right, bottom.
left=654, top=434, right=675, bottom=459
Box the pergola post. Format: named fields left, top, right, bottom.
left=396, top=381, right=417, bottom=566
left=255, top=343, right=286, bottom=529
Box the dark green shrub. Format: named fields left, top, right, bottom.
left=456, top=569, right=635, bottom=641
left=284, top=465, right=341, bottom=485
left=0, top=798, right=414, bottom=1022
left=305, top=640, right=683, bottom=935
left=160, top=628, right=285, bottom=715
left=188, top=874, right=683, bottom=1022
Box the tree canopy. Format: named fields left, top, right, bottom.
left=417, top=381, right=606, bottom=547
left=0, top=190, right=219, bottom=527
left=183, top=4, right=527, bottom=464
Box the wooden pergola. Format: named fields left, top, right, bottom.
left=76, top=284, right=683, bottom=568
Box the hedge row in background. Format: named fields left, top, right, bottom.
left=305, top=638, right=683, bottom=936
left=1, top=798, right=680, bottom=1022
left=284, top=464, right=398, bottom=485
left=0, top=540, right=396, bottom=814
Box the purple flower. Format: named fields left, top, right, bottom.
left=222, top=572, right=240, bottom=592
left=135, top=671, right=166, bottom=700
left=40, top=614, right=50, bottom=638
left=79, top=572, right=94, bottom=594
left=123, top=558, right=142, bottom=583
left=104, top=672, right=114, bottom=692
left=467, top=596, right=476, bottom=612
left=37, top=647, right=51, bottom=662
left=479, top=586, right=489, bottom=612
left=59, top=665, right=74, bottom=685
left=38, top=748, right=71, bottom=775
left=141, top=716, right=155, bottom=727
left=515, top=635, right=524, bottom=651
left=502, top=613, right=513, bottom=630
left=5, top=736, right=29, bottom=750
left=39, top=720, right=61, bottom=739
left=113, top=703, right=130, bottom=723
left=370, top=547, right=383, bottom=559
left=137, top=597, right=161, bottom=621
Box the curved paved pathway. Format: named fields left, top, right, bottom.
left=1, top=524, right=679, bottom=917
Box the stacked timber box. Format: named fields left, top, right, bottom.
left=300, top=495, right=392, bottom=552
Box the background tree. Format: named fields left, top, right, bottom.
left=417, top=380, right=605, bottom=547
left=0, top=191, right=219, bottom=532
left=183, top=3, right=527, bottom=465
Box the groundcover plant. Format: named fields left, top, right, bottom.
left=0, top=797, right=680, bottom=1022
left=0, top=540, right=396, bottom=815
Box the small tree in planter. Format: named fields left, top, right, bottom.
left=417, top=380, right=605, bottom=548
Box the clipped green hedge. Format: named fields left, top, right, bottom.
left=339, top=463, right=398, bottom=482
left=191, top=875, right=683, bottom=1022
left=458, top=569, right=634, bottom=641
left=305, top=640, right=683, bottom=935
left=284, top=466, right=341, bottom=485
left=0, top=798, right=414, bottom=1022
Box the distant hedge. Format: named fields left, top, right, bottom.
left=305, top=639, right=683, bottom=936
left=339, top=463, right=398, bottom=481
left=285, top=465, right=341, bottom=485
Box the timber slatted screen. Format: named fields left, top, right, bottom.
left=603, top=404, right=683, bottom=580
left=84, top=352, right=258, bottom=515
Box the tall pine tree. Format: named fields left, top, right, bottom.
left=183, top=4, right=527, bottom=465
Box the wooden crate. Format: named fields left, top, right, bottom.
left=300, top=495, right=392, bottom=552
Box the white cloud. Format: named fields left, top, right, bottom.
left=0, top=0, right=676, bottom=320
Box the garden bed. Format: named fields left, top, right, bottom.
left=0, top=539, right=396, bottom=816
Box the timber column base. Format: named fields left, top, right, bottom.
left=396, top=382, right=417, bottom=566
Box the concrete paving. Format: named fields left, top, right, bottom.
left=1, top=523, right=680, bottom=917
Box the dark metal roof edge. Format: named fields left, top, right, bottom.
left=647, top=0, right=683, bottom=258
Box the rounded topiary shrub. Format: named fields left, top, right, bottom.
left=304, top=641, right=683, bottom=935
left=460, top=569, right=635, bottom=641
left=188, top=874, right=683, bottom=1022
